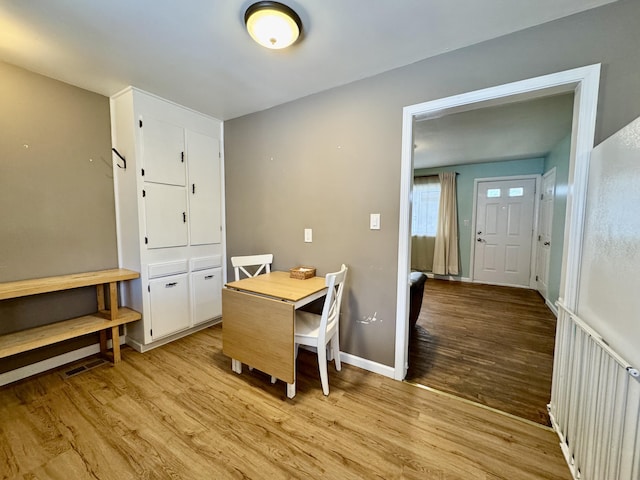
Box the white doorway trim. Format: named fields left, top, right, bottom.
left=394, top=64, right=601, bottom=380
left=469, top=174, right=541, bottom=288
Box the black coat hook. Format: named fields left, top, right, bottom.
left=112, top=148, right=127, bottom=169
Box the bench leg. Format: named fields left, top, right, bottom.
left=111, top=326, right=121, bottom=364
left=99, top=330, right=108, bottom=356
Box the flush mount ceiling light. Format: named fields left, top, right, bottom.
left=244, top=1, right=302, bottom=50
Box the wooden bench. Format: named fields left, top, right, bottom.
left=0, top=268, right=141, bottom=364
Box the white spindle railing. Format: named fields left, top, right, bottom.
left=549, top=302, right=640, bottom=480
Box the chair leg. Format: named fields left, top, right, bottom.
left=317, top=343, right=329, bottom=396
left=331, top=333, right=341, bottom=371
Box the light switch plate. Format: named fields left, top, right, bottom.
left=370, top=213, right=381, bottom=230
left=304, top=228, right=312, bottom=242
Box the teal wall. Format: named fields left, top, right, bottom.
left=415, top=157, right=545, bottom=278
left=543, top=134, right=571, bottom=308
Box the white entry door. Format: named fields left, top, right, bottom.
left=536, top=169, right=556, bottom=299
left=473, top=178, right=536, bottom=287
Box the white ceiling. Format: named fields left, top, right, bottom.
left=0, top=0, right=616, bottom=121
left=413, top=93, right=575, bottom=169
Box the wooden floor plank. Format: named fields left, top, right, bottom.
left=0, top=325, right=569, bottom=479
left=406, top=279, right=556, bottom=425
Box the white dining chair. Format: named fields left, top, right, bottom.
left=231, top=254, right=273, bottom=281
left=229, top=253, right=275, bottom=380
left=294, top=264, right=348, bottom=396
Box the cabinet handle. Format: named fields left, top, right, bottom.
left=192, top=183, right=196, bottom=194
left=204, top=275, right=214, bottom=280
left=183, top=212, right=187, bottom=223
left=165, top=282, right=178, bottom=288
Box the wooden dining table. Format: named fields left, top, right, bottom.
left=222, top=271, right=327, bottom=398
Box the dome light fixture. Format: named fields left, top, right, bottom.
left=244, top=1, right=302, bottom=50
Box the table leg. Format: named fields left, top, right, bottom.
left=232, top=359, right=242, bottom=374
left=287, top=382, right=296, bottom=399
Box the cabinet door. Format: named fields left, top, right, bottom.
left=144, top=183, right=188, bottom=249
left=141, top=116, right=186, bottom=186
left=191, top=267, right=222, bottom=325
left=187, top=131, right=221, bottom=245
left=148, top=274, right=190, bottom=339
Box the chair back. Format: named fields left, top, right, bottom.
left=231, top=254, right=273, bottom=281
left=318, top=264, right=348, bottom=345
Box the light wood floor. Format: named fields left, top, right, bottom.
left=0, top=325, right=570, bottom=479
left=406, top=279, right=556, bottom=426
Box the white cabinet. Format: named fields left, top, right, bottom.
left=149, top=273, right=190, bottom=339
left=144, top=183, right=188, bottom=249
left=141, top=116, right=186, bottom=186
left=187, top=131, right=222, bottom=245
left=110, top=87, right=225, bottom=351
left=191, top=268, right=222, bottom=325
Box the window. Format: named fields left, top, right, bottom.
left=509, top=187, right=524, bottom=197
left=487, top=188, right=501, bottom=198
left=412, top=176, right=440, bottom=236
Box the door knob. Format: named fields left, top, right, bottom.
left=544, top=241, right=550, bottom=246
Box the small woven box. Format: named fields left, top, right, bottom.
left=289, top=266, right=316, bottom=280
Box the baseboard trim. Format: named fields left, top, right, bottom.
left=339, top=352, right=395, bottom=378
left=546, top=299, right=559, bottom=317
left=126, top=318, right=221, bottom=353
left=0, top=335, right=124, bottom=387
left=424, top=273, right=472, bottom=282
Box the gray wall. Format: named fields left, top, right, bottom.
left=0, top=62, right=116, bottom=372
left=224, top=0, right=640, bottom=367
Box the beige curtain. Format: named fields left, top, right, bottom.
left=411, top=236, right=436, bottom=271
left=433, top=172, right=459, bottom=275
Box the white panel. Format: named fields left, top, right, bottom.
left=483, top=245, right=497, bottom=271
left=504, top=245, right=519, bottom=272
left=144, top=183, right=188, bottom=249
left=148, top=260, right=188, bottom=279
left=190, top=255, right=222, bottom=271
left=578, top=115, right=640, bottom=369
left=187, top=130, right=221, bottom=245
left=191, top=268, right=222, bottom=325
left=141, top=116, right=186, bottom=186
left=507, top=203, right=522, bottom=235
left=148, top=274, right=190, bottom=339
left=485, top=203, right=499, bottom=234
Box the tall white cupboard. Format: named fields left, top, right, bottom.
left=110, top=87, right=224, bottom=351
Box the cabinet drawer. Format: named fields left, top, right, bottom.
left=190, top=255, right=222, bottom=272
left=191, top=268, right=222, bottom=325
left=148, top=260, right=188, bottom=278
left=148, top=274, right=190, bottom=339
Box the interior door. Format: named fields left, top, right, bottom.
left=473, top=178, right=536, bottom=287
left=536, top=169, right=555, bottom=299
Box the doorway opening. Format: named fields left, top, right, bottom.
left=394, top=66, right=601, bottom=409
